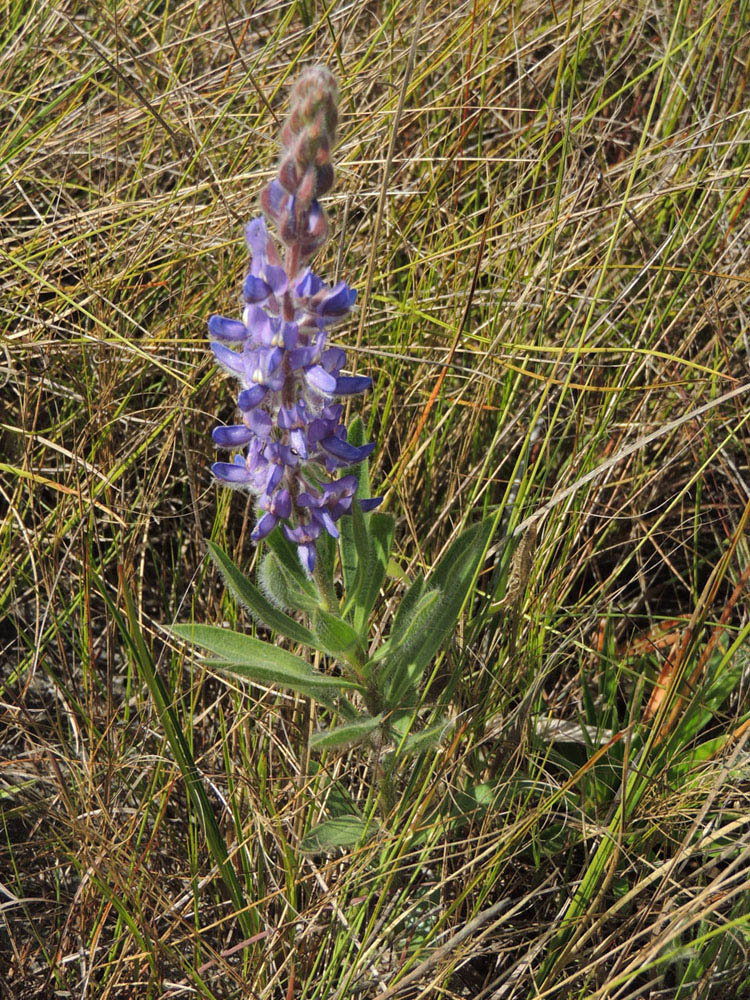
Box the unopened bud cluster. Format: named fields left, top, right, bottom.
left=208, top=67, right=379, bottom=574
left=260, top=67, right=338, bottom=262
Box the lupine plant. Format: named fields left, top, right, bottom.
left=174, top=66, right=495, bottom=848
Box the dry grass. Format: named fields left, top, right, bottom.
left=2, top=0, right=750, bottom=997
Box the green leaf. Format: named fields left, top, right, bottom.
left=347, top=492, right=369, bottom=601
left=386, top=557, right=410, bottom=583
left=383, top=520, right=493, bottom=708
left=672, top=633, right=749, bottom=747
left=389, top=573, right=427, bottom=645
left=669, top=736, right=727, bottom=780
left=309, top=714, right=383, bottom=752
left=368, top=638, right=392, bottom=664
left=265, top=527, right=319, bottom=599
left=398, top=718, right=453, bottom=757
left=391, top=587, right=440, bottom=651
left=340, top=519, right=359, bottom=600
left=300, top=815, right=373, bottom=853
left=350, top=511, right=395, bottom=634
left=379, top=589, right=441, bottom=708
left=172, top=624, right=362, bottom=707
left=208, top=542, right=317, bottom=648
left=316, top=523, right=337, bottom=584
left=334, top=696, right=362, bottom=722
left=339, top=417, right=374, bottom=595
left=453, top=781, right=497, bottom=817
left=308, top=759, right=359, bottom=816
left=312, top=609, right=361, bottom=657
left=206, top=661, right=355, bottom=707
left=259, top=551, right=319, bottom=613
left=347, top=416, right=372, bottom=496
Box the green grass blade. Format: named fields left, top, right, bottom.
left=93, top=572, right=254, bottom=939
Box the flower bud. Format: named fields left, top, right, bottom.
left=263, top=65, right=339, bottom=250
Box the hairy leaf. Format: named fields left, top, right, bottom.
left=389, top=573, right=427, bottom=647
left=208, top=541, right=317, bottom=648
left=339, top=416, right=371, bottom=595
left=384, top=520, right=492, bottom=708
left=312, top=608, right=361, bottom=657
left=301, top=815, right=373, bottom=853
left=309, top=714, right=383, bottom=752
left=397, top=717, right=453, bottom=757
left=172, top=624, right=362, bottom=707
left=349, top=511, right=395, bottom=634
left=260, top=550, right=319, bottom=614
left=264, top=526, right=319, bottom=601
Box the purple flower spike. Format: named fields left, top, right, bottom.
left=271, top=489, right=292, bottom=519
left=275, top=320, right=298, bottom=351
left=298, top=543, right=316, bottom=574
left=279, top=402, right=311, bottom=459
left=245, top=346, right=285, bottom=392
left=321, top=476, right=358, bottom=518
left=206, top=68, right=380, bottom=570
left=321, top=346, right=346, bottom=375
left=298, top=492, right=339, bottom=538
left=261, top=180, right=289, bottom=223
left=359, top=496, right=383, bottom=512
left=243, top=305, right=272, bottom=346
left=264, top=265, right=288, bottom=295
left=284, top=522, right=321, bottom=574
left=295, top=269, right=324, bottom=298
left=246, top=408, right=272, bottom=438
left=252, top=512, right=278, bottom=541
left=246, top=217, right=270, bottom=261
left=251, top=489, right=293, bottom=542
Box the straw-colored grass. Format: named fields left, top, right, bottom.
left=2, top=1, right=749, bottom=997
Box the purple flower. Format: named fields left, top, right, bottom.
left=294, top=269, right=325, bottom=299
left=335, top=375, right=372, bottom=395
left=320, top=435, right=375, bottom=466
left=317, top=281, right=357, bottom=321
left=211, top=458, right=253, bottom=487
left=289, top=334, right=338, bottom=395
left=283, top=521, right=321, bottom=574
left=242, top=275, right=272, bottom=303
left=297, top=476, right=360, bottom=539
left=294, top=272, right=357, bottom=329
left=252, top=488, right=292, bottom=541
left=237, top=384, right=267, bottom=410
left=245, top=217, right=270, bottom=262
left=243, top=346, right=285, bottom=392
left=210, top=341, right=249, bottom=378
left=278, top=401, right=312, bottom=459
left=206, top=70, right=379, bottom=574
left=212, top=424, right=253, bottom=449
left=208, top=315, right=247, bottom=341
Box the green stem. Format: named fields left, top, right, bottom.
left=374, top=726, right=396, bottom=819
left=312, top=558, right=339, bottom=614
